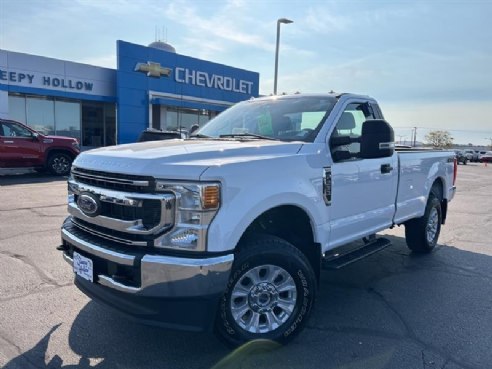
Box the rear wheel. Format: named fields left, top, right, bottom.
left=405, top=194, right=442, bottom=253
left=215, top=235, right=316, bottom=347
left=47, top=153, right=72, bottom=175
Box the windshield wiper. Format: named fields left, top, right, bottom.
left=219, top=133, right=278, bottom=141
left=190, top=133, right=212, bottom=139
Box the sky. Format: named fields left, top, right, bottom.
left=1, top=0, right=491, bottom=146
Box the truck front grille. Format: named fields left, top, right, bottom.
left=72, top=194, right=162, bottom=229
left=71, top=218, right=150, bottom=247
left=72, top=167, right=155, bottom=193
left=68, top=173, right=176, bottom=245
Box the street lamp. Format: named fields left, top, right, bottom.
left=485, top=137, right=492, bottom=150
left=274, top=17, right=293, bottom=95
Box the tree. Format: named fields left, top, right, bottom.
left=425, top=130, right=454, bottom=148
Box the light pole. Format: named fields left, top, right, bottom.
left=274, top=18, right=293, bottom=95
left=486, top=137, right=492, bottom=150
left=412, top=126, right=418, bottom=147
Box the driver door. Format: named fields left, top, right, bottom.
left=328, top=101, right=397, bottom=248
left=0, top=121, right=42, bottom=168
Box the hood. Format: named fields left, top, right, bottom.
left=43, top=135, right=77, bottom=143
left=73, top=139, right=303, bottom=181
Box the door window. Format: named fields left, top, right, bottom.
left=330, top=102, right=376, bottom=161
left=1, top=122, right=32, bottom=137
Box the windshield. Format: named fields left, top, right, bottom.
left=197, top=95, right=337, bottom=142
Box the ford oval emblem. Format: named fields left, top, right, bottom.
left=77, top=193, right=101, bottom=217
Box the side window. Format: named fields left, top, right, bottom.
left=370, top=103, right=384, bottom=119
left=299, top=112, right=326, bottom=130
left=2, top=122, right=32, bottom=138
left=2, top=123, right=14, bottom=137
left=330, top=102, right=376, bottom=161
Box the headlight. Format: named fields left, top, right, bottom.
left=72, top=141, right=80, bottom=151
left=154, top=181, right=220, bottom=252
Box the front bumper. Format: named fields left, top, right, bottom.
left=61, top=217, right=233, bottom=331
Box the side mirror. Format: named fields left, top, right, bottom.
left=332, top=151, right=352, bottom=162
left=190, top=124, right=200, bottom=135
left=360, top=120, right=394, bottom=159
left=330, top=135, right=352, bottom=147
left=32, top=132, right=40, bottom=141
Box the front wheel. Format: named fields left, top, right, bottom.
left=405, top=194, right=442, bottom=253
left=215, top=235, right=316, bottom=347
left=47, top=153, right=73, bottom=175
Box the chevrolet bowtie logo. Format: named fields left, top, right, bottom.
left=134, top=62, right=172, bottom=78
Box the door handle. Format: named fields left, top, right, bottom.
left=381, top=164, right=393, bottom=174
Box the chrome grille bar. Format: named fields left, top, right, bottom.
left=72, top=218, right=148, bottom=247
left=72, top=168, right=149, bottom=187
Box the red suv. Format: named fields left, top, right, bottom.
left=0, top=119, right=80, bottom=175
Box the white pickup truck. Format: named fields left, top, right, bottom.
left=59, top=93, right=456, bottom=346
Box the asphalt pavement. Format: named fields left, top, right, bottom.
left=0, top=163, right=491, bottom=369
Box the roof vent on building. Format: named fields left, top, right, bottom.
left=148, top=41, right=176, bottom=53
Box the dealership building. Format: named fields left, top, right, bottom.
left=0, top=40, right=260, bottom=147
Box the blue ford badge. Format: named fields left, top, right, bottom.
left=77, top=193, right=101, bottom=217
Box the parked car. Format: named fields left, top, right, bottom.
left=137, top=128, right=187, bottom=142
left=0, top=119, right=80, bottom=175
left=463, top=149, right=479, bottom=162
left=481, top=151, right=492, bottom=163
left=478, top=151, right=488, bottom=162
left=454, top=150, right=468, bottom=165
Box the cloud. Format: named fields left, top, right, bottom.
left=164, top=1, right=273, bottom=51
left=163, top=0, right=314, bottom=61
left=304, top=7, right=352, bottom=33
left=264, top=47, right=492, bottom=102
left=72, top=0, right=140, bottom=12
left=79, top=54, right=117, bottom=69
left=302, top=2, right=426, bottom=34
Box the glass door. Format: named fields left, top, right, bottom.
left=82, top=103, right=104, bottom=147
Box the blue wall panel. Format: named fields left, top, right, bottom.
left=116, top=40, right=259, bottom=144
left=119, top=88, right=148, bottom=107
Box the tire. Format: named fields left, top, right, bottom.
left=215, top=235, right=316, bottom=347
left=463, top=158, right=467, bottom=165
left=405, top=193, right=442, bottom=253
left=47, top=153, right=72, bottom=175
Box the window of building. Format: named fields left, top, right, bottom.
left=160, top=106, right=218, bottom=132
left=8, top=95, right=26, bottom=123
left=104, top=104, right=116, bottom=146
left=82, top=102, right=104, bottom=146
left=55, top=100, right=80, bottom=140
left=26, top=97, right=55, bottom=135
left=8, top=93, right=115, bottom=147
left=81, top=102, right=116, bottom=147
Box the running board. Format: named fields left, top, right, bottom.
left=322, top=237, right=392, bottom=269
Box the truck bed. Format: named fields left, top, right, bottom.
left=394, top=150, right=455, bottom=225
